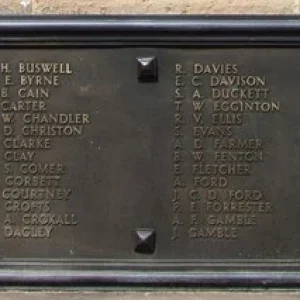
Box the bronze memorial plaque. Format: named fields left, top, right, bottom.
left=0, top=16, right=299, bottom=286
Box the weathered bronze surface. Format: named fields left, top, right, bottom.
left=0, top=48, right=297, bottom=259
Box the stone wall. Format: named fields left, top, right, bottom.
left=0, top=1, right=299, bottom=299
left=1, top=0, right=299, bottom=14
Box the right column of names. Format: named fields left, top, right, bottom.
left=173, top=62, right=278, bottom=241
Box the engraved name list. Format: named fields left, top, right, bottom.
left=171, top=62, right=276, bottom=241
left=0, top=62, right=91, bottom=238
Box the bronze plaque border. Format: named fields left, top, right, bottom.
left=0, top=16, right=299, bottom=287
